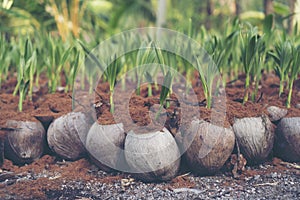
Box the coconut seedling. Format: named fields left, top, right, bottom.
left=79, top=41, right=122, bottom=113
left=182, top=119, right=235, bottom=175
left=85, top=122, right=128, bottom=172
left=45, top=34, right=64, bottom=93
left=106, top=54, right=122, bottom=113
left=0, top=33, right=11, bottom=87
left=194, top=51, right=218, bottom=109
left=233, top=115, right=274, bottom=164
left=47, top=112, right=92, bottom=160
left=135, top=41, right=156, bottom=96
left=153, top=43, right=172, bottom=117
left=268, top=40, right=293, bottom=97
left=58, top=45, right=77, bottom=92
left=250, top=35, right=266, bottom=102
left=12, top=37, right=38, bottom=111
left=240, top=26, right=265, bottom=104
left=124, top=128, right=180, bottom=182
left=4, top=120, right=46, bottom=165
left=286, top=45, right=300, bottom=108
left=274, top=117, right=300, bottom=162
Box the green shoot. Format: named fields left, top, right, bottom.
left=287, top=46, right=300, bottom=108
left=106, top=54, right=122, bottom=113
left=240, top=25, right=264, bottom=104
left=135, top=41, right=155, bottom=95
left=194, top=53, right=218, bottom=109
left=268, top=40, right=293, bottom=97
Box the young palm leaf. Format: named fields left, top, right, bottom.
left=268, top=40, right=293, bottom=97
left=286, top=46, right=300, bottom=108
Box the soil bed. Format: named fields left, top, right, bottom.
left=0, top=72, right=300, bottom=199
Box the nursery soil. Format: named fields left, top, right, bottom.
left=0, top=72, right=300, bottom=199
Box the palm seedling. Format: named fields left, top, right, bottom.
left=0, top=33, right=11, bottom=87
left=194, top=53, right=218, bottom=109
left=13, top=37, right=37, bottom=111
left=286, top=45, right=300, bottom=108
left=135, top=41, right=156, bottom=96
left=240, top=25, right=265, bottom=104
left=79, top=41, right=122, bottom=113
left=268, top=40, right=293, bottom=97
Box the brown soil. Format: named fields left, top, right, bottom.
left=0, top=72, right=300, bottom=199
left=92, top=72, right=300, bottom=130
left=0, top=155, right=122, bottom=199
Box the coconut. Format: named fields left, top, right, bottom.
left=274, top=117, right=300, bottom=162
left=182, top=119, right=235, bottom=175
left=0, top=134, right=5, bottom=167
left=232, top=115, right=274, bottom=164
left=4, top=120, right=46, bottom=165
left=267, top=106, right=287, bottom=122
left=124, top=128, right=180, bottom=182
left=47, top=112, right=91, bottom=160
left=85, top=122, right=127, bottom=172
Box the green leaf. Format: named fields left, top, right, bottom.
left=77, top=40, right=105, bottom=75
left=60, top=46, right=74, bottom=66
left=159, top=70, right=172, bottom=106
left=263, top=14, right=273, bottom=35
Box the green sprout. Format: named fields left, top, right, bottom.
left=286, top=45, right=300, bottom=108
left=240, top=25, right=264, bottom=104
left=269, top=40, right=293, bottom=97
left=0, top=33, right=11, bottom=87
left=135, top=41, right=155, bottom=95
left=106, top=54, right=122, bottom=113
left=195, top=54, right=217, bottom=109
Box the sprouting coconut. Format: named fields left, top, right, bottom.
left=0, top=136, right=3, bottom=167
left=47, top=112, right=91, bottom=160
left=267, top=106, right=287, bottom=122
left=274, top=117, right=300, bottom=162
left=124, top=128, right=180, bottom=182
left=4, top=120, right=46, bottom=165
left=182, top=119, right=235, bottom=175
left=85, top=122, right=127, bottom=172
left=233, top=115, right=274, bottom=165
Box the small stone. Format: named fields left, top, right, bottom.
left=271, top=172, right=278, bottom=178
left=296, top=104, right=300, bottom=109
left=254, top=175, right=260, bottom=180
left=267, top=106, right=288, bottom=122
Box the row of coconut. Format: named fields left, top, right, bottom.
left=2, top=106, right=300, bottom=182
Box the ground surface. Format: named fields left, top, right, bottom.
left=0, top=156, right=299, bottom=199
left=0, top=73, right=300, bottom=199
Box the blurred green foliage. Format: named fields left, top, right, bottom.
left=1, top=0, right=300, bottom=110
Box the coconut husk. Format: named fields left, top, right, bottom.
left=47, top=112, right=91, bottom=160
left=233, top=115, right=274, bottom=165
left=274, top=117, right=300, bottom=162
left=182, top=119, right=235, bottom=175
left=267, top=106, right=288, bottom=122
left=85, top=122, right=128, bottom=172
left=124, top=128, right=180, bottom=182
left=4, top=120, right=46, bottom=165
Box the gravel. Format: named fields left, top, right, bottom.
left=1, top=161, right=299, bottom=199
left=43, top=168, right=299, bottom=200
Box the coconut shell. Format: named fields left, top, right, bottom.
left=274, top=117, right=300, bottom=162
left=124, top=128, right=180, bottom=182
left=4, top=120, right=46, bottom=165
left=47, top=112, right=91, bottom=160
left=267, top=106, right=287, bottom=122
left=233, top=115, right=274, bottom=165
left=182, top=119, right=235, bottom=175
left=85, top=122, right=127, bottom=172
left=0, top=136, right=5, bottom=167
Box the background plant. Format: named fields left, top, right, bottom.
left=286, top=45, right=300, bottom=108
left=269, top=40, right=293, bottom=97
